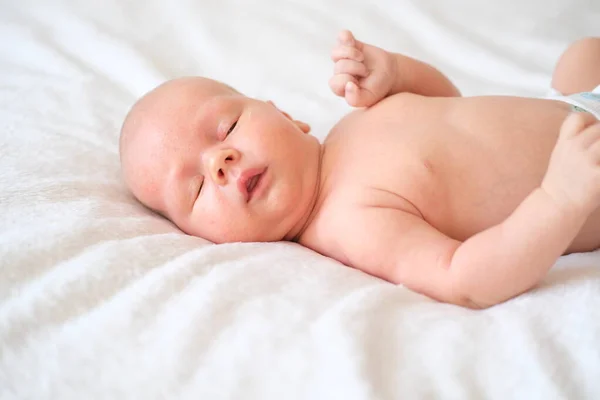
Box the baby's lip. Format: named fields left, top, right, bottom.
left=237, top=167, right=267, bottom=202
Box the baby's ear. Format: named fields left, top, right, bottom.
left=267, top=100, right=311, bottom=134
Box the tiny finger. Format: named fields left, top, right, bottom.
left=580, top=120, right=600, bottom=148
left=561, top=112, right=598, bottom=139
left=331, top=45, right=364, bottom=62
left=334, top=59, right=369, bottom=77
left=344, top=81, right=359, bottom=106
left=587, top=132, right=600, bottom=163
left=345, top=81, right=376, bottom=108
left=329, top=74, right=358, bottom=96
left=338, top=30, right=355, bottom=46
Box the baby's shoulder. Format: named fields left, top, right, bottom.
left=299, top=190, right=430, bottom=272
left=299, top=176, right=425, bottom=264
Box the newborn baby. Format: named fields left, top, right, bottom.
left=120, top=31, right=600, bottom=308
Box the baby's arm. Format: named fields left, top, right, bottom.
left=341, top=113, right=600, bottom=308
left=342, top=191, right=578, bottom=309
left=329, top=30, right=460, bottom=107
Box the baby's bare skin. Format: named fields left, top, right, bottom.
left=120, top=32, right=600, bottom=309
left=313, top=95, right=570, bottom=245
left=300, top=94, right=600, bottom=307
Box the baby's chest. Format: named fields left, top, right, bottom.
left=330, top=126, right=549, bottom=241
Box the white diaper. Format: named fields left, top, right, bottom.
left=547, top=84, right=600, bottom=119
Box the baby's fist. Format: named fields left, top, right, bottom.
left=542, top=112, right=600, bottom=214
left=329, top=30, right=396, bottom=108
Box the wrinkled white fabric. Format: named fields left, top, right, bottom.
left=1, top=1, right=600, bottom=399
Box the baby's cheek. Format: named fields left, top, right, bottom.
left=192, top=212, right=231, bottom=242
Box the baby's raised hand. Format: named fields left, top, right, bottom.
left=329, top=30, right=396, bottom=107
left=542, top=112, right=600, bottom=215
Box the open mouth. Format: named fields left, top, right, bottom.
left=246, top=170, right=266, bottom=202
left=246, top=174, right=260, bottom=194
left=239, top=168, right=267, bottom=202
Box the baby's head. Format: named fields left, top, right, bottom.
left=120, top=77, right=322, bottom=243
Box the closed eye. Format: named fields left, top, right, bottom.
left=226, top=120, right=238, bottom=136
left=196, top=177, right=204, bottom=199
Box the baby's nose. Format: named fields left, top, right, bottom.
left=206, top=147, right=240, bottom=186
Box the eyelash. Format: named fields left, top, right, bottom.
left=197, top=178, right=204, bottom=198
left=226, top=120, right=237, bottom=136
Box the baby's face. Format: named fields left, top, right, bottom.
left=120, top=78, right=321, bottom=243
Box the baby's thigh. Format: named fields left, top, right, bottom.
left=552, top=37, right=600, bottom=95
left=568, top=207, right=600, bottom=253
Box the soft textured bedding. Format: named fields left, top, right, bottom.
left=1, top=0, right=600, bottom=399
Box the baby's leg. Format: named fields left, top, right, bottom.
left=552, top=37, right=600, bottom=95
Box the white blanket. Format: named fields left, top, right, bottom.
left=1, top=0, right=600, bottom=399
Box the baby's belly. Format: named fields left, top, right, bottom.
left=431, top=166, right=547, bottom=241
left=409, top=96, right=572, bottom=240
